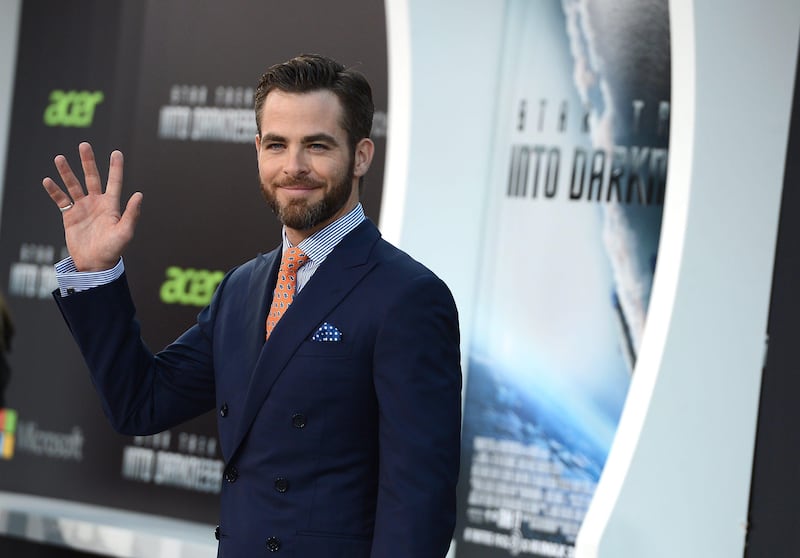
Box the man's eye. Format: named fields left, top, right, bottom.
left=265, top=143, right=284, bottom=151
left=309, top=143, right=328, bottom=151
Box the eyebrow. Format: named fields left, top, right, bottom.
left=260, top=132, right=340, bottom=146
left=302, top=133, right=339, bottom=146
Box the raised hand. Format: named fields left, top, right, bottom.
left=42, top=142, right=143, bottom=272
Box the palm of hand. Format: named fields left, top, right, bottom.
left=42, top=142, right=143, bottom=272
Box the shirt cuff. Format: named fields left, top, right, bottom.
left=55, top=257, right=125, bottom=297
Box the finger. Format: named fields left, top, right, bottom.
left=119, top=191, right=143, bottom=234
left=79, top=142, right=103, bottom=195
left=42, top=177, right=74, bottom=210
left=105, top=150, right=124, bottom=200
left=54, top=153, right=86, bottom=201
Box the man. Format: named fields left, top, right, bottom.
left=41, top=54, right=462, bottom=557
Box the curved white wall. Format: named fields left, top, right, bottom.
left=390, top=0, right=800, bottom=557
left=575, top=0, right=799, bottom=556
left=0, top=0, right=21, bottom=224
left=382, top=0, right=508, bottom=379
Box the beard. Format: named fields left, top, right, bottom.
left=261, top=155, right=355, bottom=231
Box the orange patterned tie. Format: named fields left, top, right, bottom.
left=266, top=247, right=309, bottom=339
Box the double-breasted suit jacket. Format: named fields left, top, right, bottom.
left=54, top=219, right=462, bottom=557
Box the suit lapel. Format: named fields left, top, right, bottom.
left=238, top=247, right=280, bottom=374
left=229, top=221, right=381, bottom=458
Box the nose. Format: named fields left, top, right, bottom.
left=283, top=146, right=310, bottom=177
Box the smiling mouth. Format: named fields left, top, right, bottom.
left=277, top=185, right=320, bottom=198
left=273, top=177, right=324, bottom=190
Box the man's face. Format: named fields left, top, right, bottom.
left=256, top=89, right=373, bottom=242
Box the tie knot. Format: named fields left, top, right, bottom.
left=281, top=247, right=309, bottom=272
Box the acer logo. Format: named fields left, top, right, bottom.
left=43, top=90, right=104, bottom=127
left=160, top=266, right=225, bottom=307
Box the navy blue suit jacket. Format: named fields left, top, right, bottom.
left=54, top=220, right=462, bottom=557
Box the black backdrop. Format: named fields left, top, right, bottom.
left=0, top=0, right=386, bottom=526
left=745, top=43, right=800, bottom=558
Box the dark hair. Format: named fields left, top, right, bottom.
left=254, top=53, right=374, bottom=150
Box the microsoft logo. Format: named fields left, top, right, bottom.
left=0, top=408, right=17, bottom=460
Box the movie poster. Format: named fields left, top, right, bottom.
left=0, top=0, right=386, bottom=526
left=456, top=1, right=670, bottom=556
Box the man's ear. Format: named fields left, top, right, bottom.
left=254, top=134, right=261, bottom=154
left=353, top=138, right=375, bottom=177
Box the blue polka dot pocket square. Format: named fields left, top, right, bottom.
left=311, top=322, right=343, bottom=342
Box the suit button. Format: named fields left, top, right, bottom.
left=219, top=403, right=229, bottom=417
left=214, top=525, right=220, bottom=540
left=224, top=465, right=238, bottom=483
left=266, top=536, right=281, bottom=552
left=291, top=413, right=306, bottom=428
left=274, top=477, right=289, bottom=493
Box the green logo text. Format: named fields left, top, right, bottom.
left=160, top=266, right=224, bottom=307
left=43, top=90, right=104, bottom=127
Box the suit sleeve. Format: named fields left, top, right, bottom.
left=53, top=272, right=225, bottom=435
left=371, top=273, right=462, bottom=557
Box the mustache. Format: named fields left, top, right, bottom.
left=271, top=176, right=325, bottom=189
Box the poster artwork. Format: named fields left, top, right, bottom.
left=457, top=0, right=670, bottom=556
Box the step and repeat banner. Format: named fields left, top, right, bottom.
left=455, top=1, right=670, bottom=557
left=0, top=0, right=386, bottom=525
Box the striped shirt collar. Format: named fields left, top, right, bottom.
left=281, top=203, right=366, bottom=264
